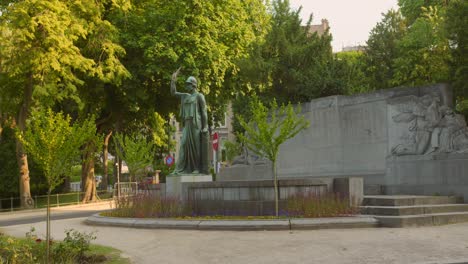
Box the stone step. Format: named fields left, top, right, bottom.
left=363, top=195, right=460, bottom=206
left=375, top=212, right=468, bottom=227
left=360, top=204, right=468, bottom=216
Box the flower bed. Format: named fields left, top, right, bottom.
left=104, top=191, right=357, bottom=219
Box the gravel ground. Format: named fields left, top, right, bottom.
left=3, top=217, right=468, bottom=264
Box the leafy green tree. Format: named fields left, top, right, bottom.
left=223, top=140, right=242, bottom=165
left=0, top=0, right=129, bottom=207
left=392, top=6, right=450, bottom=86
left=113, top=133, right=155, bottom=182
left=398, top=0, right=447, bottom=24
left=0, top=125, right=19, bottom=199
left=364, top=9, right=407, bottom=90
left=334, top=51, right=370, bottom=95
left=445, top=0, right=468, bottom=115
left=237, top=97, right=309, bottom=217
left=236, top=0, right=337, bottom=104
left=17, top=109, right=96, bottom=261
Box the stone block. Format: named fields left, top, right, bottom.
left=166, top=174, right=212, bottom=201
left=333, top=177, right=364, bottom=206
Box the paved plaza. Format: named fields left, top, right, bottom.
left=3, top=215, right=468, bottom=264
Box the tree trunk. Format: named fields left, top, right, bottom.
left=273, top=160, right=279, bottom=217
left=102, top=131, right=112, bottom=189
left=0, top=111, right=3, bottom=142
left=81, top=142, right=97, bottom=203
left=16, top=74, right=34, bottom=208
left=46, top=189, right=51, bottom=263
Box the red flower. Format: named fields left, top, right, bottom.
left=35, top=238, right=42, bottom=243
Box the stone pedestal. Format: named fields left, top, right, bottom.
left=166, top=174, right=212, bottom=200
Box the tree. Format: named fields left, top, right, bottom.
left=445, top=0, right=468, bottom=115
left=17, top=109, right=95, bottom=262
left=398, top=0, right=447, bottom=24
left=364, top=9, right=407, bottom=90
left=334, top=51, right=370, bottom=95
left=235, top=0, right=338, bottom=105
left=0, top=0, right=129, bottom=207
left=237, top=97, right=309, bottom=217
left=392, top=6, right=450, bottom=86
left=113, top=133, right=155, bottom=182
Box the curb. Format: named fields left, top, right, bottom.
left=85, top=214, right=379, bottom=231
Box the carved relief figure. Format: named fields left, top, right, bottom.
left=438, top=107, right=468, bottom=153
left=389, top=94, right=468, bottom=156
left=389, top=94, right=441, bottom=155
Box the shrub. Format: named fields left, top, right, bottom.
left=0, top=228, right=96, bottom=264
left=53, top=229, right=96, bottom=263
left=286, top=192, right=358, bottom=218
left=109, top=193, right=191, bottom=218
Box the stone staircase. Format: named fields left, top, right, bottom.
left=360, top=195, right=468, bottom=227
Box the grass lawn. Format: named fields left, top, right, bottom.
left=88, top=244, right=131, bottom=264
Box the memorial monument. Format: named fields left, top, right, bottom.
left=218, top=83, right=468, bottom=200
left=166, top=68, right=212, bottom=198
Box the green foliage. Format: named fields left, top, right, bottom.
left=54, top=229, right=96, bottom=262
left=398, top=0, right=447, bottom=24
left=0, top=126, right=19, bottom=197
left=237, top=97, right=309, bottom=163
left=148, top=112, right=175, bottom=155
left=17, top=109, right=96, bottom=193
left=334, top=51, right=370, bottom=95
left=362, top=0, right=466, bottom=115
left=364, top=9, right=407, bottom=90
left=446, top=0, right=468, bottom=115
left=0, top=0, right=129, bottom=111
left=392, top=6, right=450, bottom=86
left=113, top=133, right=154, bottom=182
left=0, top=228, right=126, bottom=264
left=236, top=0, right=337, bottom=104
left=223, top=140, right=242, bottom=164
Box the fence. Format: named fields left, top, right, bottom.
left=0, top=190, right=113, bottom=212
left=113, top=182, right=138, bottom=198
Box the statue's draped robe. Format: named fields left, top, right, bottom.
left=174, top=92, right=206, bottom=174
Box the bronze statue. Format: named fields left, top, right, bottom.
left=170, top=68, right=209, bottom=174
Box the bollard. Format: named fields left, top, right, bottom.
left=10, top=197, right=13, bottom=212
left=34, top=195, right=37, bottom=208
left=56, top=193, right=59, bottom=207
left=77, top=192, right=79, bottom=204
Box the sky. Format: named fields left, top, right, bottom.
left=289, top=0, right=399, bottom=52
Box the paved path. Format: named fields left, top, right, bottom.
left=0, top=201, right=112, bottom=226
left=3, top=215, right=468, bottom=264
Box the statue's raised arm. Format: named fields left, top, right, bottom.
left=170, top=67, right=185, bottom=96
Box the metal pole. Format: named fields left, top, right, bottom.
left=34, top=195, right=37, bottom=208
left=77, top=191, right=79, bottom=204
left=116, top=161, right=120, bottom=198
left=10, top=197, right=13, bottom=212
